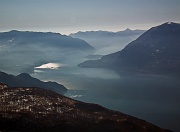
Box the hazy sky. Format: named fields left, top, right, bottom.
left=0, top=0, right=180, bottom=34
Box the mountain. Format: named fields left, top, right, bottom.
left=0, top=30, right=94, bottom=50
left=0, top=30, right=95, bottom=74
left=70, top=29, right=145, bottom=55
left=70, top=29, right=145, bottom=38
left=0, top=71, right=67, bottom=94
left=0, top=83, right=171, bottom=132
left=78, top=22, right=180, bottom=75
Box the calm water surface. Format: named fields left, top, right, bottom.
left=32, top=65, right=180, bottom=132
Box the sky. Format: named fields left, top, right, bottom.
left=0, top=0, right=180, bottom=35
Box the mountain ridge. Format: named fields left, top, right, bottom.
left=0, top=30, right=94, bottom=50
left=70, top=28, right=145, bottom=38
left=0, top=71, right=67, bottom=94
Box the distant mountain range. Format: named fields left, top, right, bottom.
left=0, top=71, right=67, bottom=94
left=70, top=29, right=145, bottom=55
left=0, top=83, right=171, bottom=132
left=70, top=28, right=145, bottom=38
left=0, top=30, right=95, bottom=74
left=78, top=22, right=180, bottom=75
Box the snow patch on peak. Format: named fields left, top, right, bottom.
left=167, top=22, right=173, bottom=24
left=124, top=28, right=131, bottom=31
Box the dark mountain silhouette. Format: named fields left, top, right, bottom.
left=0, top=71, right=67, bottom=94
left=78, top=22, right=180, bottom=75
left=0, top=83, right=171, bottom=132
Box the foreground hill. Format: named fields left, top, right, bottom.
left=0, top=83, right=171, bottom=132
left=0, top=71, right=67, bottom=94
left=79, top=22, right=180, bottom=75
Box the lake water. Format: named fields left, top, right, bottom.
left=31, top=65, right=180, bottom=132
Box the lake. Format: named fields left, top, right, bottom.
left=32, top=65, right=180, bottom=132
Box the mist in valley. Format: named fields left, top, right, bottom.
left=70, top=30, right=144, bottom=55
